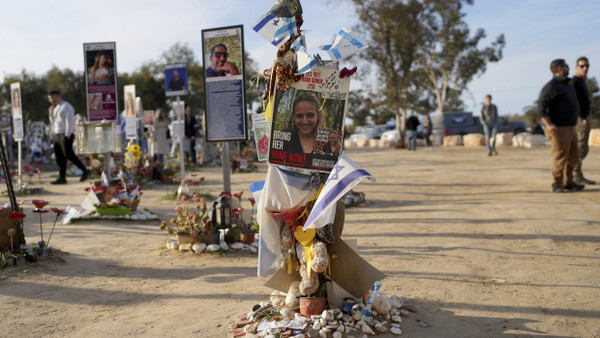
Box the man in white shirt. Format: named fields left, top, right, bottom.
left=48, top=90, right=90, bottom=184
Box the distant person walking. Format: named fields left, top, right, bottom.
left=537, top=59, right=582, bottom=193
left=424, top=114, right=433, bottom=151
left=405, top=112, right=420, bottom=151
left=480, top=94, right=498, bottom=156
left=48, top=90, right=90, bottom=184
left=184, top=104, right=197, bottom=165
left=571, top=56, right=595, bottom=185
left=153, top=108, right=170, bottom=164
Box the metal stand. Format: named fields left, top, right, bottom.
left=177, top=96, right=185, bottom=182
left=222, top=141, right=231, bottom=193
left=0, top=133, right=25, bottom=246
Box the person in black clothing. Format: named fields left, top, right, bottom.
left=423, top=115, right=433, bottom=151
left=537, top=59, right=582, bottom=192
left=405, top=112, right=420, bottom=151
left=168, top=69, right=186, bottom=92
left=184, top=104, right=197, bottom=165
left=571, top=56, right=595, bottom=185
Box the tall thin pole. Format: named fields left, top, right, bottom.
left=177, top=96, right=185, bottom=182
left=222, top=142, right=231, bottom=193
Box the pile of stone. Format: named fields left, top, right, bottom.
left=232, top=291, right=417, bottom=337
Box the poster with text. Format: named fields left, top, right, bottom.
left=268, top=68, right=349, bottom=172
left=84, top=42, right=118, bottom=121
left=251, top=114, right=270, bottom=161
left=165, top=63, right=188, bottom=97
left=10, top=82, right=24, bottom=141
left=202, top=25, right=247, bottom=142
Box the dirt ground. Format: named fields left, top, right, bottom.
left=0, top=145, right=599, bottom=338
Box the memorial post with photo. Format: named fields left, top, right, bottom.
left=268, top=68, right=349, bottom=172
left=201, top=25, right=247, bottom=142
left=84, top=42, right=118, bottom=121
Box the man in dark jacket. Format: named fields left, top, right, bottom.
left=480, top=94, right=499, bottom=156
left=184, top=104, right=197, bottom=165
left=537, top=59, right=582, bottom=192
left=405, top=112, right=420, bottom=151
left=571, top=56, right=595, bottom=185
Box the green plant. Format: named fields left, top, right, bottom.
left=159, top=197, right=217, bottom=236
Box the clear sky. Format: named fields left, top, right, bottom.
left=1, top=0, right=599, bottom=117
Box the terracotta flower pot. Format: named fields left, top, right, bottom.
left=239, top=233, right=255, bottom=244
left=299, top=297, right=326, bottom=317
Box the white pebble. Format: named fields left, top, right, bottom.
left=192, top=243, right=206, bottom=253
left=391, top=326, right=402, bottom=335
left=332, top=332, right=342, bottom=338
left=230, top=242, right=244, bottom=250
left=220, top=241, right=229, bottom=250
left=206, top=244, right=220, bottom=252
left=249, top=246, right=258, bottom=253
left=391, top=315, right=402, bottom=323
left=361, top=323, right=375, bottom=335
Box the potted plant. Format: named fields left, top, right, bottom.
left=230, top=192, right=259, bottom=244
left=160, top=195, right=219, bottom=245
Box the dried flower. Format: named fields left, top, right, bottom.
left=9, top=211, right=26, bottom=221
left=31, top=200, right=50, bottom=209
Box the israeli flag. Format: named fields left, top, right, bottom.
left=252, top=11, right=298, bottom=48
left=292, top=35, right=317, bottom=75
left=320, top=27, right=369, bottom=61
left=303, top=154, right=375, bottom=230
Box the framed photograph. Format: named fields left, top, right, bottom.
left=165, top=63, right=188, bottom=97
left=268, top=68, right=349, bottom=172
left=201, top=25, right=247, bottom=142
left=84, top=42, right=118, bottom=121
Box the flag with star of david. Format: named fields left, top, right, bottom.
left=252, top=11, right=298, bottom=48
left=303, top=154, right=375, bottom=230
left=320, top=26, right=369, bottom=61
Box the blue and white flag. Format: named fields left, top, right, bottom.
left=320, top=27, right=369, bottom=61
left=292, top=35, right=317, bottom=75
left=252, top=11, right=298, bottom=48
left=303, top=154, right=375, bottom=230
left=249, top=180, right=265, bottom=207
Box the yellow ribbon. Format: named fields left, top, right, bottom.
left=287, top=251, right=293, bottom=274
left=294, top=225, right=316, bottom=278
left=296, top=183, right=324, bottom=221
left=249, top=73, right=265, bottom=90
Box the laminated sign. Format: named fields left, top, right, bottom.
left=268, top=68, right=349, bottom=172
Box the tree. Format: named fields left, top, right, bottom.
left=419, top=0, right=505, bottom=114
left=351, top=0, right=429, bottom=146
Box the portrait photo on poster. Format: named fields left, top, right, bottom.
left=165, top=63, right=188, bottom=97
left=86, top=49, right=115, bottom=86
left=11, top=86, right=22, bottom=118
left=123, top=85, right=136, bottom=117
left=203, top=30, right=243, bottom=80
left=268, top=68, right=349, bottom=172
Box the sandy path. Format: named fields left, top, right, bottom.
left=0, top=146, right=599, bottom=337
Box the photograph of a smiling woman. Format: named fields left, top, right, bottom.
left=269, top=68, right=349, bottom=171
